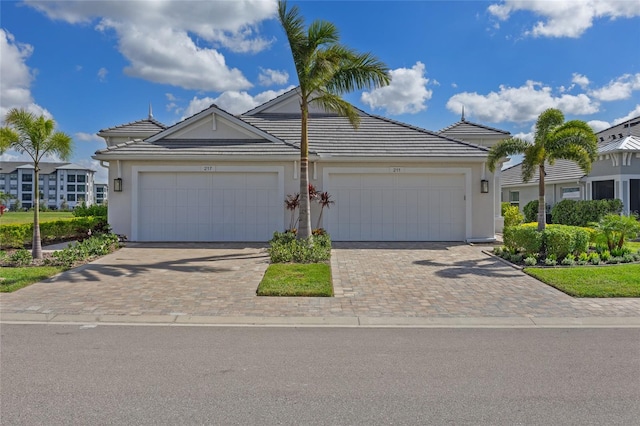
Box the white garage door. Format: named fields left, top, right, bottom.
left=138, top=172, right=281, bottom=241
left=326, top=173, right=466, bottom=241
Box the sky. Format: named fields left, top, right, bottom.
left=1, top=0, right=639, bottom=183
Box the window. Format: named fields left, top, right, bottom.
left=592, top=180, right=614, bottom=200
left=22, top=193, right=32, bottom=201
left=77, top=175, right=86, bottom=183
left=562, top=187, right=580, bottom=199
left=96, top=187, right=104, bottom=193
left=67, top=175, right=76, bottom=183
left=22, top=174, right=33, bottom=182
left=67, top=185, right=76, bottom=192
left=48, top=194, right=56, bottom=200
left=22, top=184, right=32, bottom=192
left=76, top=184, right=85, bottom=192
left=509, top=191, right=520, bottom=207
left=67, top=194, right=76, bottom=202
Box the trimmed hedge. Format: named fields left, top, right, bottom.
left=503, top=223, right=590, bottom=259
left=551, top=199, right=623, bottom=226
left=0, top=216, right=109, bottom=249
left=503, top=223, right=542, bottom=256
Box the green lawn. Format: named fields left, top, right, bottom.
left=525, top=264, right=640, bottom=297
left=0, top=266, right=67, bottom=293
left=626, top=241, right=640, bottom=252
left=0, top=211, right=74, bottom=225
left=258, top=263, right=333, bottom=297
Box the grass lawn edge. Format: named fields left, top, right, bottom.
left=257, top=262, right=333, bottom=297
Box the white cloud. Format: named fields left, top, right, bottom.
left=0, top=29, right=50, bottom=120
left=97, top=67, right=108, bottom=82
left=165, top=93, right=177, bottom=102
left=361, top=62, right=433, bottom=115
left=488, top=0, right=640, bottom=38
left=572, top=73, right=590, bottom=89
left=587, top=120, right=611, bottom=133
left=588, top=73, right=640, bottom=102
left=182, top=86, right=296, bottom=118
left=446, top=80, right=599, bottom=123
left=74, top=132, right=103, bottom=143
left=258, top=68, right=289, bottom=86
left=25, top=0, right=278, bottom=92
left=612, top=104, right=640, bottom=125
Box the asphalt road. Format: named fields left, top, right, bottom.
left=1, top=325, right=639, bottom=425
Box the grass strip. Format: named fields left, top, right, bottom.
left=525, top=264, right=640, bottom=297
left=258, top=263, right=333, bottom=297
left=0, top=211, right=75, bottom=225
left=0, top=266, right=67, bottom=293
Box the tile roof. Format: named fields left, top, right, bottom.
left=438, top=120, right=510, bottom=138
left=598, top=135, right=640, bottom=154
left=501, top=160, right=586, bottom=186
left=95, top=139, right=300, bottom=157
left=98, top=117, right=166, bottom=135
left=0, top=162, right=93, bottom=175
left=242, top=113, right=489, bottom=158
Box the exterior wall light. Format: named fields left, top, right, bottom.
left=480, top=179, right=489, bottom=194
left=113, top=178, right=123, bottom=192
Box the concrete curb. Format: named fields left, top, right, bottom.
left=2, top=313, right=640, bottom=328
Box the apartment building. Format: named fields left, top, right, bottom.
left=0, top=162, right=96, bottom=210
left=94, top=183, right=108, bottom=205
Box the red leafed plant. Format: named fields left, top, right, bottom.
left=316, top=191, right=335, bottom=229
left=284, top=193, right=300, bottom=232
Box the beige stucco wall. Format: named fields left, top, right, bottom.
left=108, top=158, right=496, bottom=242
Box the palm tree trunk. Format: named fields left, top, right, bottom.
left=537, top=164, right=546, bottom=232
left=32, top=166, right=43, bottom=259
left=298, top=101, right=312, bottom=239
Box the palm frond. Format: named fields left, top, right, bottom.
left=487, top=137, right=530, bottom=172
left=534, top=108, right=564, bottom=145
left=311, top=93, right=360, bottom=128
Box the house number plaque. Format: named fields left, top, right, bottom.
left=390, top=167, right=402, bottom=173
left=202, top=166, right=215, bottom=172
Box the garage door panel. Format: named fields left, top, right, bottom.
left=138, top=171, right=280, bottom=241
left=327, top=173, right=465, bottom=241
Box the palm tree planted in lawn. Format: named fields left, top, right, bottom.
left=0, top=108, right=73, bottom=258
left=488, top=108, right=597, bottom=231
left=278, top=0, right=390, bottom=239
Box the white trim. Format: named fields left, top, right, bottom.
left=130, top=165, right=285, bottom=241
left=322, top=166, right=473, bottom=241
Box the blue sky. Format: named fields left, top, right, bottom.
left=2, top=0, right=639, bottom=183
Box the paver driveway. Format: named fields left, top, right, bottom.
left=1, top=242, right=639, bottom=320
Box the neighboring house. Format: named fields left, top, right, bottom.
left=501, top=116, right=640, bottom=215
left=95, top=183, right=108, bottom=205
left=94, top=89, right=502, bottom=242
left=0, top=162, right=96, bottom=210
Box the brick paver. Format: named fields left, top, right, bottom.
left=1, top=242, right=639, bottom=319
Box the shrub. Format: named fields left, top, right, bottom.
left=9, top=249, right=32, bottom=266
left=551, top=199, right=624, bottom=226
left=544, top=254, right=557, bottom=266
left=543, top=225, right=590, bottom=260
left=503, top=205, right=524, bottom=228
left=599, top=250, right=611, bottom=262
left=588, top=253, right=601, bottom=265
left=0, top=216, right=109, bottom=249
left=593, top=213, right=640, bottom=251
left=561, top=254, right=576, bottom=266
left=503, top=224, right=542, bottom=256
left=48, top=233, right=120, bottom=267
left=73, top=203, right=108, bottom=217
left=523, top=200, right=539, bottom=224
left=268, top=232, right=331, bottom=263
left=524, top=256, right=537, bottom=266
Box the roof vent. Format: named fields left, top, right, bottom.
left=612, top=134, right=616, bottom=139
left=600, top=137, right=604, bottom=142
left=619, top=133, right=623, bottom=138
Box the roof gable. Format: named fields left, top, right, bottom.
left=438, top=120, right=510, bottom=138
left=146, top=104, right=285, bottom=144
left=98, top=117, right=166, bottom=137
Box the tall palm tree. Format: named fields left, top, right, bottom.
left=278, top=0, right=390, bottom=238
left=0, top=108, right=73, bottom=258
left=488, top=108, right=597, bottom=231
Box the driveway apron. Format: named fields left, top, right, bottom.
left=1, top=242, right=639, bottom=319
